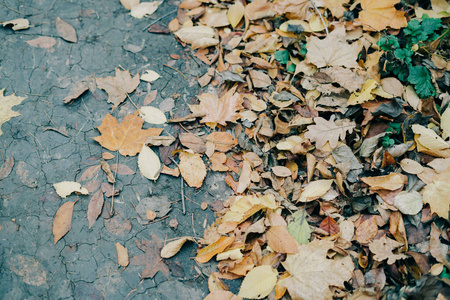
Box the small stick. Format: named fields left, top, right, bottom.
left=142, top=8, right=178, bottom=31
left=142, top=215, right=169, bottom=225
left=192, top=213, right=197, bottom=237
left=163, top=64, right=188, bottom=80
left=126, top=94, right=140, bottom=111
left=169, top=157, right=186, bottom=214
left=309, top=0, right=329, bottom=36
left=0, top=1, right=23, bottom=14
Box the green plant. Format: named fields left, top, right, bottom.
left=382, top=122, right=401, bottom=148
left=377, top=16, right=445, bottom=99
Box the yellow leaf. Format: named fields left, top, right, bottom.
left=178, top=151, right=207, bottom=188
left=140, top=70, right=161, bottom=83
left=115, top=242, right=129, bottom=267
left=348, top=79, right=378, bottom=105
left=361, top=173, right=406, bottom=191
left=138, top=145, right=161, bottom=180
left=222, top=194, right=278, bottom=223
left=227, top=2, right=245, bottom=28
left=441, top=108, right=450, bottom=140
left=238, top=265, right=278, bottom=299
left=358, top=0, right=407, bottom=31
left=130, top=1, right=161, bottom=19
left=422, top=167, right=450, bottom=220
left=174, top=26, right=219, bottom=49
left=195, top=236, right=235, bottom=263
left=161, top=237, right=194, bottom=258
left=120, top=0, right=140, bottom=10
left=0, top=89, right=26, bottom=136
left=412, top=124, right=449, bottom=151
left=298, top=179, right=334, bottom=202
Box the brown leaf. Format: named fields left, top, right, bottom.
left=430, top=223, right=450, bottom=268
left=236, top=159, right=252, bottom=194
left=95, top=68, right=140, bottom=109
left=55, top=17, right=77, bottom=43
left=266, top=226, right=299, bottom=254
left=79, top=164, right=101, bottom=182
left=100, top=160, right=115, bottom=183
left=26, top=37, right=57, bottom=48
left=305, top=116, right=356, bottom=149
left=53, top=200, right=77, bottom=244
left=210, top=152, right=229, bottom=172
left=178, top=151, right=207, bottom=188
left=93, top=112, right=163, bottom=156
left=358, top=0, right=407, bottom=31
left=179, top=133, right=207, bottom=153
left=146, top=135, right=176, bottom=147
left=245, top=0, right=275, bottom=20
left=368, top=236, right=407, bottom=265
left=271, top=166, right=292, bottom=178
left=63, top=74, right=96, bottom=104
left=361, top=173, right=406, bottom=191
left=0, top=157, right=14, bottom=180
left=249, top=70, right=271, bottom=88
left=205, top=290, right=242, bottom=300
left=87, top=189, right=104, bottom=229
left=131, top=235, right=170, bottom=279
left=190, top=86, right=243, bottom=128
left=109, top=163, right=135, bottom=175
left=319, top=216, right=340, bottom=236
left=115, top=242, right=129, bottom=267
left=355, top=216, right=378, bottom=244
left=206, top=132, right=238, bottom=152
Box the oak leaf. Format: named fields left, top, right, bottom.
left=53, top=200, right=77, bottom=244
left=422, top=167, right=450, bottom=220
left=305, top=26, right=363, bottom=68
left=93, top=112, right=163, bottom=156
left=96, top=68, right=140, bottom=109
left=189, top=86, right=243, bottom=128
left=358, top=0, right=407, bottom=31
left=305, top=116, right=356, bottom=149
left=0, top=89, right=26, bottom=136
left=280, top=239, right=354, bottom=300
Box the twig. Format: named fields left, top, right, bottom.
left=110, top=153, right=119, bottom=215
left=169, top=157, right=186, bottom=214
left=142, top=8, right=178, bottom=31
left=0, top=1, right=23, bottom=14
left=192, top=213, right=197, bottom=237
left=142, top=215, right=169, bottom=225
left=309, top=0, right=329, bottom=36
left=163, top=64, right=188, bottom=80
left=126, top=94, right=140, bottom=111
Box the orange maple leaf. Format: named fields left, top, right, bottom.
left=189, top=86, right=243, bottom=128
left=358, top=0, right=407, bottom=31
left=93, top=111, right=163, bottom=156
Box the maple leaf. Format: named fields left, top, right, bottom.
left=305, top=26, right=363, bottom=68
left=358, top=0, right=407, bottom=31
left=368, top=236, right=408, bottom=265
left=0, top=89, right=26, bottom=136
left=96, top=68, right=140, bottom=109
left=189, top=86, right=243, bottom=128
left=130, top=235, right=170, bottom=279
left=93, top=111, right=163, bottom=156
left=280, top=239, right=354, bottom=300
left=305, top=116, right=356, bottom=149
left=422, top=167, right=450, bottom=220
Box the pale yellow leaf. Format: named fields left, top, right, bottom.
left=0, top=89, right=26, bottom=136
left=138, top=145, right=161, bottom=180
left=227, top=2, right=245, bottom=28
left=161, top=237, right=194, bottom=258
left=412, top=124, right=449, bottom=151
left=216, top=248, right=244, bottom=261
left=53, top=181, right=89, bottom=198
left=140, top=70, right=160, bottom=82
left=238, top=265, right=278, bottom=299
left=298, top=179, right=334, bottom=202
left=399, top=158, right=424, bottom=174
left=174, top=26, right=219, bottom=49
left=422, top=167, right=450, bottom=220
left=115, top=242, right=129, bottom=267
left=348, top=79, right=378, bottom=105
left=2, top=18, right=30, bottom=30
left=178, top=151, right=207, bottom=188
left=222, top=194, right=278, bottom=223
left=130, top=1, right=161, bottom=19
left=120, top=0, right=140, bottom=10
left=441, top=108, right=450, bottom=140
left=139, top=106, right=167, bottom=124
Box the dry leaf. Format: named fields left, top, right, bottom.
left=2, top=18, right=30, bottom=30
left=178, top=151, right=207, bottom=188
left=355, top=216, right=378, bottom=244
left=0, top=157, right=14, bottom=180
left=146, top=135, right=176, bottom=147
left=319, top=216, right=340, bottom=236
left=430, top=223, right=450, bottom=268
left=281, top=239, right=354, bottom=300
left=305, top=116, right=356, bottom=149
left=222, top=194, right=278, bottom=224
left=190, top=87, right=243, bottom=128
left=93, top=112, right=163, bottom=156
left=412, top=124, right=449, bottom=151
left=53, top=181, right=89, bottom=198
left=238, top=265, right=278, bottom=299
left=55, top=17, right=77, bottom=43
left=205, top=290, right=242, bottom=300
left=358, top=0, right=407, bottom=31
left=26, top=37, right=57, bottom=48
left=266, top=226, right=299, bottom=254
left=146, top=210, right=156, bottom=221
left=115, top=242, right=129, bottom=267
left=161, top=237, right=195, bottom=258
left=87, top=189, right=104, bottom=228
left=109, top=163, right=135, bottom=175
left=195, top=236, right=235, bottom=263
left=227, top=2, right=245, bottom=28
left=138, top=144, right=161, bottom=181
left=140, top=70, right=161, bottom=82
left=394, top=191, right=423, bottom=215
left=130, top=1, right=161, bottom=18
left=53, top=200, right=77, bottom=244
left=369, top=237, right=408, bottom=265
left=210, top=152, right=229, bottom=171
left=120, top=0, right=140, bottom=10
left=179, top=133, right=206, bottom=153
left=422, top=167, right=450, bottom=220
left=305, top=26, right=363, bottom=68
left=323, top=0, right=348, bottom=18
left=0, top=89, right=26, bottom=136
left=245, top=0, right=275, bottom=20
left=237, top=159, right=252, bottom=194
left=249, top=70, right=271, bottom=88
left=131, top=236, right=170, bottom=279
left=139, top=106, right=167, bottom=124
left=361, top=173, right=406, bottom=191
left=206, top=132, right=238, bottom=152
left=442, top=108, right=450, bottom=140
left=297, top=179, right=334, bottom=202
left=96, top=68, right=140, bottom=109
left=271, top=166, right=292, bottom=177
left=348, top=79, right=378, bottom=105
left=174, top=26, right=219, bottom=49
left=63, top=74, right=96, bottom=104
left=399, top=158, right=424, bottom=174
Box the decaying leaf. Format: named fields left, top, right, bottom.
left=266, top=226, right=299, bottom=254
left=286, top=210, right=311, bottom=245
left=146, top=135, right=176, bottom=147
left=281, top=239, right=354, bottom=300
left=130, top=1, right=161, bottom=19
left=394, top=191, right=423, bottom=215
left=0, top=157, right=14, bottom=180
left=174, top=26, right=219, bottom=49
left=62, top=74, right=97, bottom=104
left=422, top=167, right=450, bottom=220
left=178, top=151, right=207, bottom=188
left=161, top=237, right=195, bottom=258
left=95, top=68, right=140, bottom=109
left=53, top=200, right=77, bottom=244
left=0, top=89, right=26, bottom=136
left=361, top=173, right=406, bottom=191
left=26, top=37, right=57, bottom=48
left=222, top=194, right=278, bottom=224
left=131, top=235, right=170, bottom=279
left=238, top=265, right=278, bottom=299
left=297, top=179, right=334, bottom=202
left=412, top=124, right=449, bottom=151
left=227, top=2, right=245, bottom=28
left=2, top=18, right=30, bottom=31
left=55, top=17, right=77, bottom=43
left=53, top=181, right=89, bottom=198
left=87, top=188, right=104, bottom=228
left=368, top=236, right=408, bottom=265
left=115, top=242, right=129, bottom=267
left=138, top=144, right=161, bottom=180
left=93, top=112, right=163, bottom=156
left=358, top=0, right=407, bottom=31
left=305, top=116, right=355, bottom=149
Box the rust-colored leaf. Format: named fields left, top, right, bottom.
left=319, top=217, right=340, bottom=236
left=266, top=226, right=299, bottom=254
left=53, top=200, right=77, bottom=244
left=195, top=236, right=235, bottom=263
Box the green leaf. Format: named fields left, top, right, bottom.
left=404, top=20, right=421, bottom=37
left=274, top=50, right=290, bottom=65
left=287, top=63, right=296, bottom=73
left=421, top=18, right=442, bottom=40
left=407, top=66, right=435, bottom=98
left=300, top=44, right=307, bottom=56
left=377, top=35, right=399, bottom=51
left=286, top=210, right=311, bottom=245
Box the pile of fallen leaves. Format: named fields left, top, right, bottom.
left=2, top=0, right=449, bottom=298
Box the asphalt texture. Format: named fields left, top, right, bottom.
left=0, top=1, right=232, bottom=298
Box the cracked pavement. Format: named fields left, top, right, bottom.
left=0, top=0, right=232, bottom=298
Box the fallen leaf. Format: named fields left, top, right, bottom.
left=237, top=159, right=252, bottom=194
left=210, top=152, right=229, bottom=171
left=205, top=290, right=242, bottom=300
left=412, top=124, right=449, bottom=151
left=140, top=70, right=161, bottom=82
left=130, top=1, right=161, bottom=19
left=355, top=216, right=378, bottom=244
left=319, top=216, right=340, bottom=236
left=87, top=189, right=104, bottom=228
left=266, top=226, right=299, bottom=254
left=26, top=37, right=57, bottom=48
left=169, top=217, right=178, bottom=229
left=358, top=0, right=407, bottom=31
left=0, top=89, right=26, bottom=136
left=131, top=236, right=170, bottom=279
left=442, top=108, right=450, bottom=140
left=271, top=166, right=292, bottom=177
left=207, top=132, right=238, bottom=152
left=323, top=0, right=348, bottom=18
left=245, top=0, right=275, bottom=20
left=238, top=265, right=278, bottom=299
left=146, top=135, right=176, bottom=147
left=201, top=201, right=208, bottom=210
left=190, top=87, right=243, bottom=128
left=109, top=163, right=135, bottom=175
left=286, top=210, right=311, bottom=245
left=95, top=68, right=140, bottom=109
left=399, top=158, right=424, bottom=174
left=227, top=2, right=245, bottom=28
left=53, top=200, right=77, bottom=244
left=55, top=17, right=77, bottom=43
left=174, top=26, right=219, bottom=49
left=53, top=181, right=89, bottom=198
left=305, top=116, right=356, bottom=149
left=146, top=210, right=157, bottom=221
left=305, top=26, right=363, bottom=68
left=369, top=237, right=408, bottom=265
left=348, top=79, right=378, bottom=105
left=179, top=133, right=206, bottom=153
left=9, top=255, right=47, bottom=286
left=422, top=167, right=450, bottom=220
left=297, top=179, right=334, bottom=202
left=2, top=18, right=30, bottom=30
left=120, top=0, right=140, bottom=10
left=138, top=144, right=161, bottom=180
left=222, top=194, right=278, bottom=224
left=178, top=151, right=207, bottom=188
left=361, top=173, right=406, bottom=191
left=394, top=191, right=423, bottom=215
left=430, top=223, right=450, bottom=268
left=249, top=70, right=271, bottom=88
left=0, top=157, right=14, bottom=180
left=115, top=242, right=129, bottom=267
left=100, top=160, right=115, bottom=183
left=139, top=106, right=167, bottom=124
left=196, top=236, right=235, bottom=263
left=281, top=239, right=354, bottom=300
left=161, top=237, right=195, bottom=258
left=63, top=74, right=97, bottom=104
left=93, top=112, right=163, bottom=156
